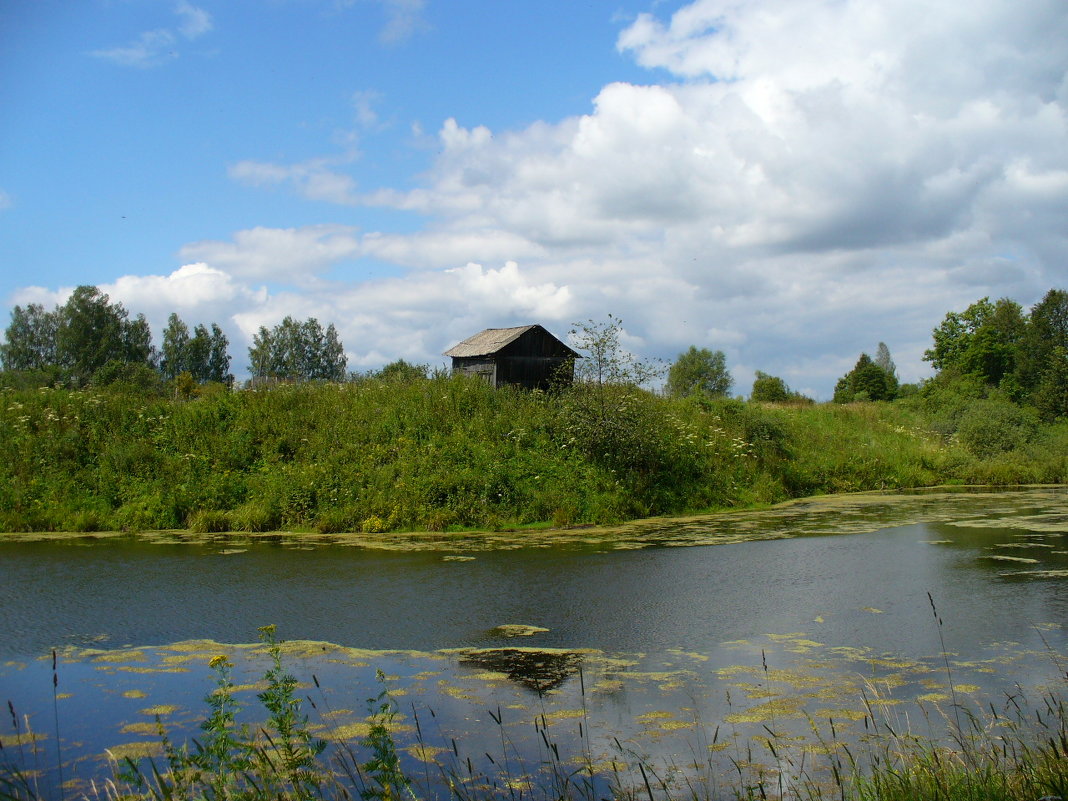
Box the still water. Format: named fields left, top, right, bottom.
left=2, top=487, right=1067, bottom=794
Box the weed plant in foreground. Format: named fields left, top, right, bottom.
left=3, top=623, right=1068, bottom=801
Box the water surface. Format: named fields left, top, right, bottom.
left=2, top=487, right=1067, bottom=795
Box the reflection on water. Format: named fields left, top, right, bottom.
left=457, top=647, right=585, bottom=692
left=1, top=487, right=1067, bottom=794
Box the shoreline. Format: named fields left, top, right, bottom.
left=3, top=483, right=1065, bottom=550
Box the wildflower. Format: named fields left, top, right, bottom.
left=208, top=654, right=230, bottom=669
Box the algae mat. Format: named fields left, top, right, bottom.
left=3, top=485, right=1066, bottom=551
left=3, top=623, right=1066, bottom=797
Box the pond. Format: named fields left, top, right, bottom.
left=2, top=487, right=1068, bottom=797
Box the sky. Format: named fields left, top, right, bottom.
left=2, top=0, right=1066, bottom=398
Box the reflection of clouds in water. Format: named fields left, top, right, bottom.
left=3, top=628, right=1066, bottom=795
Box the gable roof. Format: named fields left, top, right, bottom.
left=443, top=325, right=579, bottom=358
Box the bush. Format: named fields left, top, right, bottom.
left=187, top=509, right=231, bottom=534
left=230, top=502, right=280, bottom=533
left=956, top=399, right=1039, bottom=458
left=113, top=495, right=183, bottom=532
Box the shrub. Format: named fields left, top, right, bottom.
left=230, top=502, right=280, bottom=533
left=361, top=515, right=388, bottom=534
left=956, top=399, right=1038, bottom=458
left=113, top=495, right=183, bottom=531
left=187, top=509, right=231, bottom=534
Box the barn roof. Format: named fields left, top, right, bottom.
left=443, top=325, right=578, bottom=358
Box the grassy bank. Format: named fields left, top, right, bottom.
left=1, top=375, right=1066, bottom=535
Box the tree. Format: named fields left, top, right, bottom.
left=666, top=346, right=732, bottom=397
left=751, top=371, right=790, bottom=403
left=187, top=324, right=212, bottom=381
left=248, top=316, right=348, bottom=382
left=569, top=315, right=660, bottom=388
left=873, top=342, right=900, bottom=397
left=874, top=342, right=896, bottom=379
left=0, top=303, right=59, bottom=370
left=206, top=324, right=232, bottom=384
left=1033, top=346, right=1068, bottom=420
left=160, top=313, right=191, bottom=380
left=161, top=314, right=232, bottom=384
left=311, top=321, right=346, bottom=381
left=48, top=285, right=156, bottom=385
left=377, top=359, right=428, bottom=382
left=834, top=353, right=896, bottom=402
left=1016, top=289, right=1068, bottom=398
left=123, top=313, right=155, bottom=366
left=924, top=297, right=1024, bottom=387
left=924, top=297, right=996, bottom=372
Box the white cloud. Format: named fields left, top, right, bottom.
left=332, top=0, right=428, bottom=44
left=359, top=229, right=544, bottom=269
left=73, top=0, right=1068, bottom=393
left=91, top=29, right=178, bottom=69
left=91, top=3, right=213, bottom=68
left=445, top=261, right=573, bottom=319
left=331, top=0, right=1067, bottom=395
left=178, top=225, right=362, bottom=281
left=175, top=1, right=213, bottom=39
left=376, top=0, right=428, bottom=44
left=351, top=90, right=382, bottom=130
left=0, top=189, right=12, bottom=211
left=229, top=159, right=360, bottom=205
left=103, top=263, right=249, bottom=312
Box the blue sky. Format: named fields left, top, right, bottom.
left=2, top=0, right=1067, bottom=397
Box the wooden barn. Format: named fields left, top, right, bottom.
left=444, top=325, right=579, bottom=389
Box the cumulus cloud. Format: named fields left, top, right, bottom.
left=76, top=0, right=1067, bottom=393
left=334, top=0, right=1067, bottom=394
left=91, top=2, right=213, bottom=68
left=103, top=263, right=250, bottom=312
left=179, top=225, right=362, bottom=281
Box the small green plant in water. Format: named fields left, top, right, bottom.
left=118, top=625, right=327, bottom=801
left=358, top=670, right=415, bottom=801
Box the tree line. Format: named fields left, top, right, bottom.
left=2, top=283, right=1065, bottom=419
left=826, top=288, right=1068, bottom=419
left=0, top=285, right=349, bottom=388
left=660, top=287, right=1067, bottom=420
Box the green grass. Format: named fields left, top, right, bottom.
left=0, top=376, right=1065, bottom=535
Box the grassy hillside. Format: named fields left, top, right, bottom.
left=1, top=375, right=1066, bottom=534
